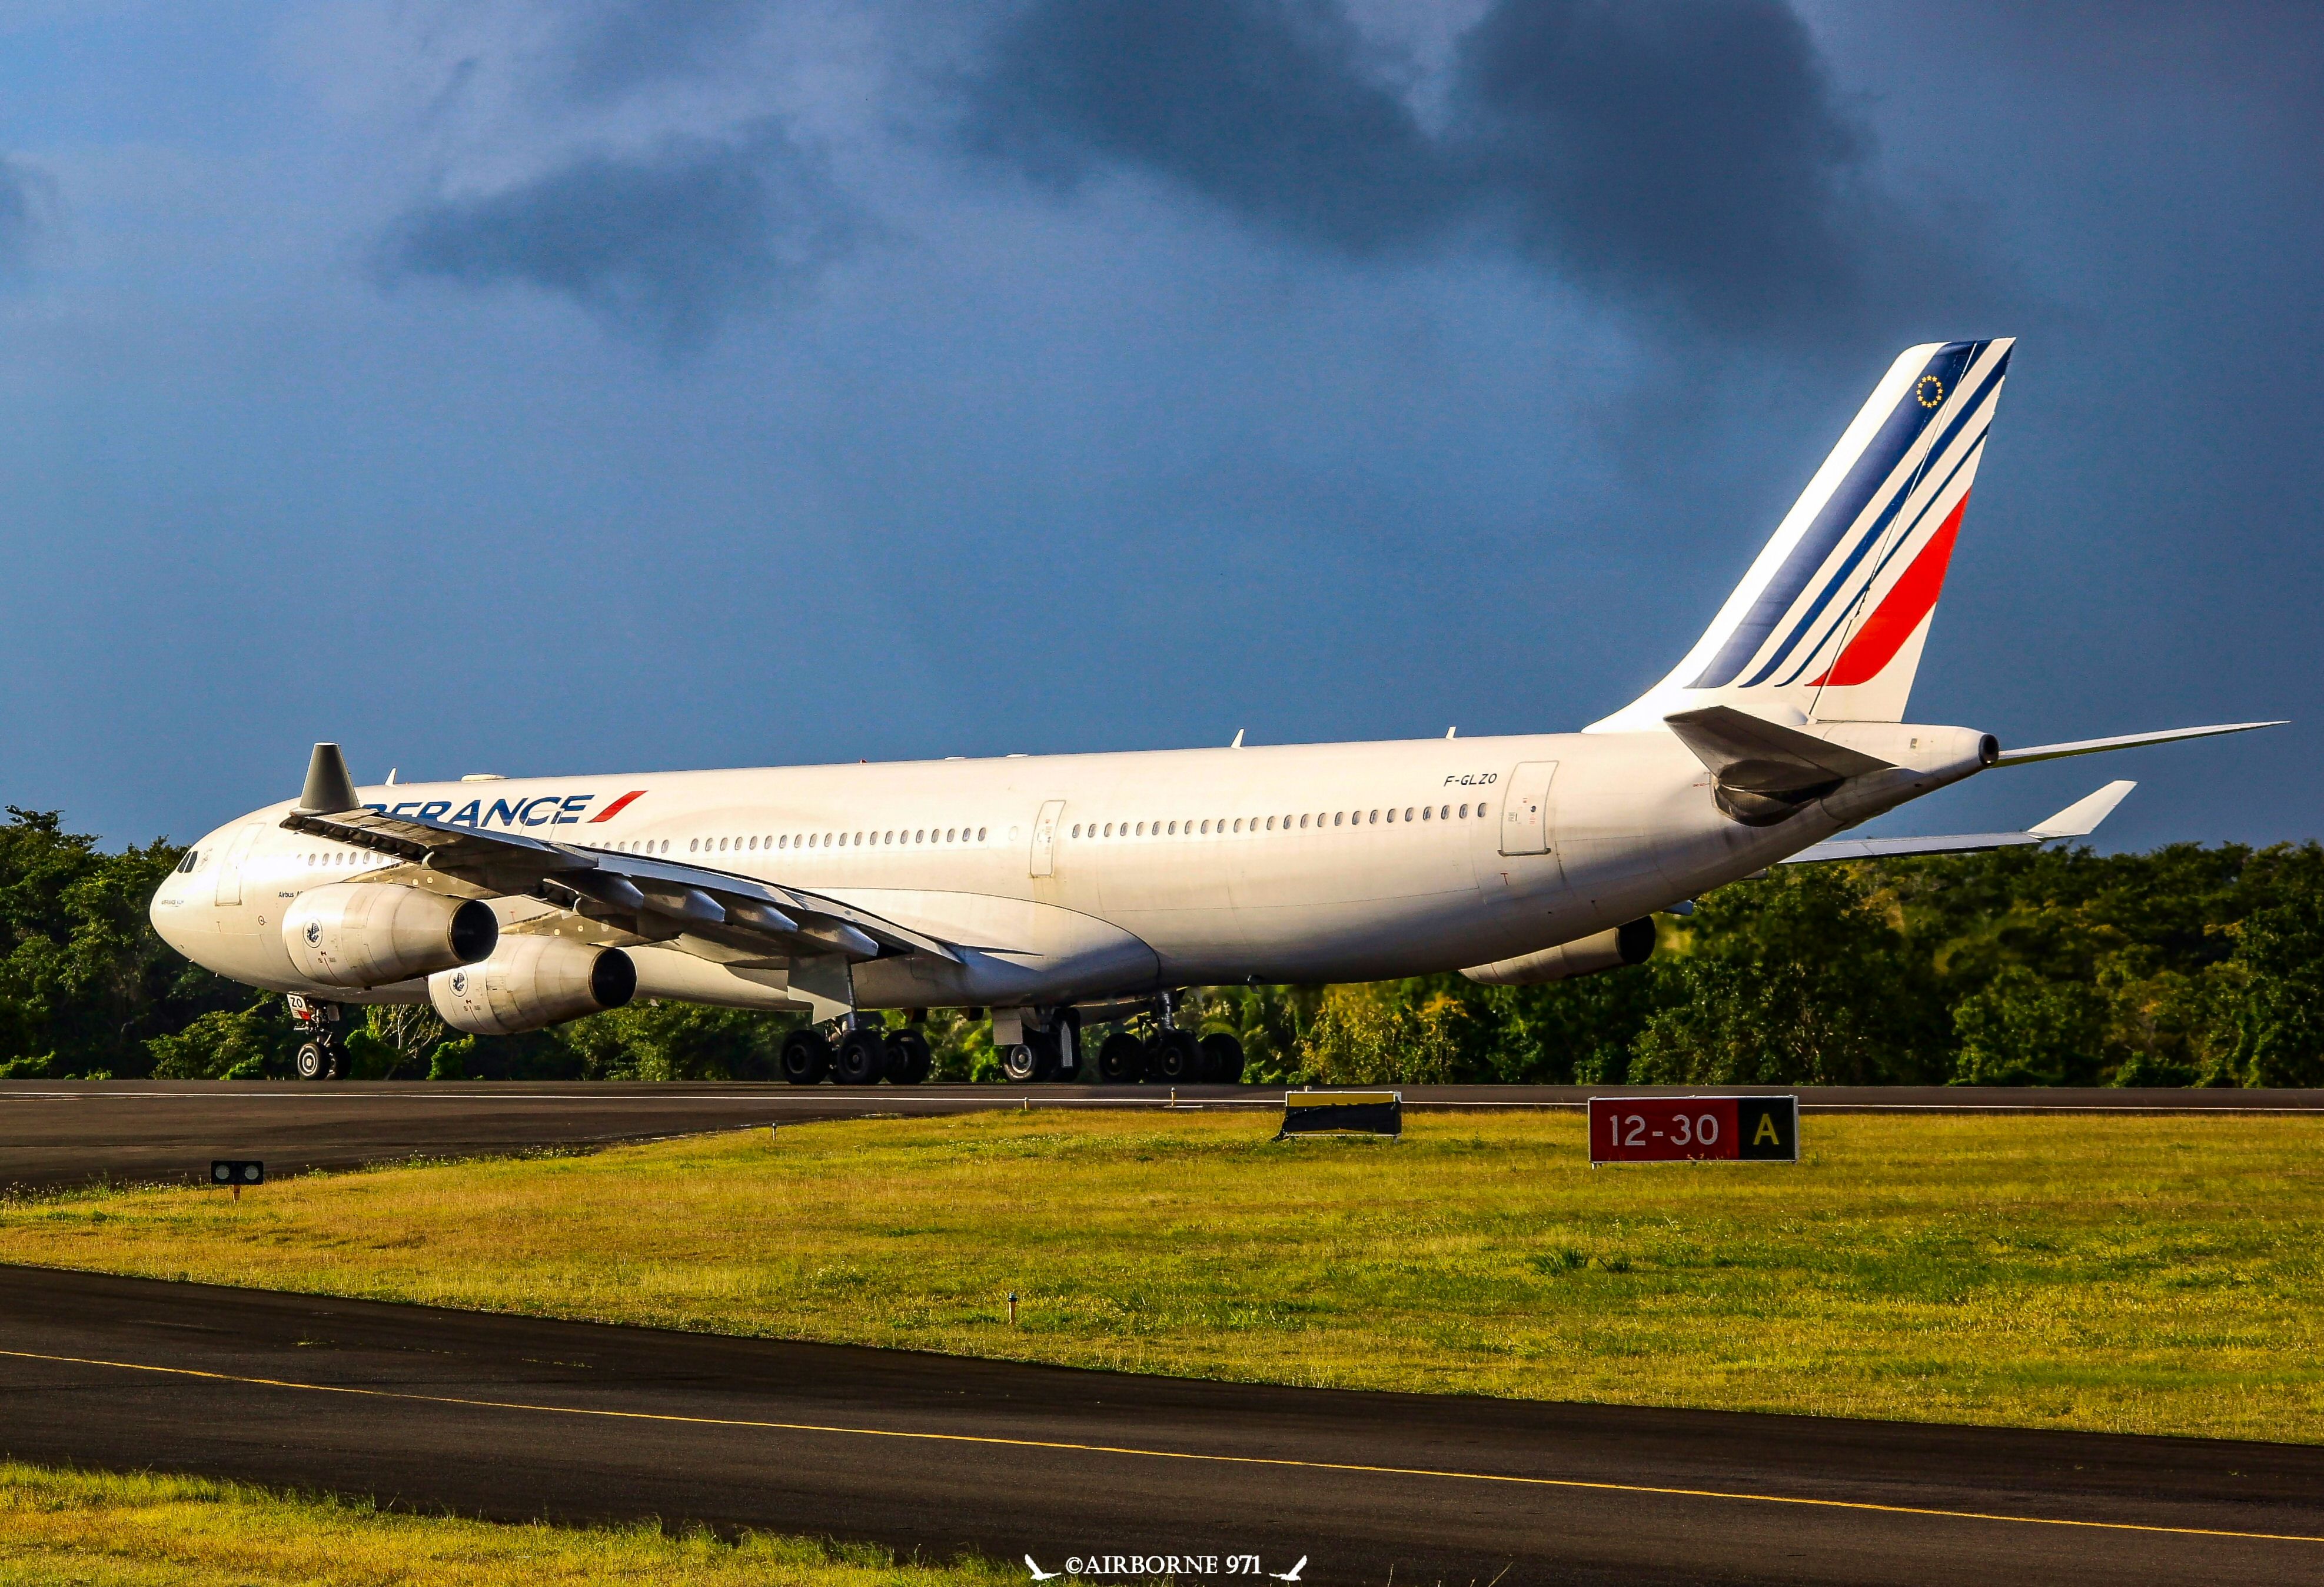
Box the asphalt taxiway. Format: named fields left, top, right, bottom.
left=8, top=1079, right=2320, bottom=1194
left=2, top=1265, right=2318, bottom=1586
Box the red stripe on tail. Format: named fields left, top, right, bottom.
left=1807, top=492, right=1970, bottom=688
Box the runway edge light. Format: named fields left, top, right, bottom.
left=1588, top=1097, right=1798, bottom=1165
left=210, top=1159, right=264, bottom=1200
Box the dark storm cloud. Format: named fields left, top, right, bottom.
left=966, top=0, right=1458, bottom=254
left=375, top=121, right=857, bottom=351
left=963, top=0, right=1961, bottom=338
left=559, top=0, right=766, bottom=102
left=1455, top=0, right=1878, bottom=332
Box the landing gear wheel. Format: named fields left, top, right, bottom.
left=1096, top=1030, right=1146, bottom=1084
left=1000, top=1042, right=1042, bottom=1083
left=1149, top=1028, right=1203, bottom=1084
left=780, top=1028, right=833, bottom=1086
left=885, top=1029, right=932, bottom=1085
left=1199, top=1032, right=1245, bottom=1084
left=833, top=1028, right=889, bottom=1086
left=294, top=1041, right=337, bottom=1082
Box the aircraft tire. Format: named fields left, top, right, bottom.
left=294, top=1042, right=330, bottom=1082
left=779, top=1028, right=833, bottom=1086
left=833, top=1029, right=889, bottom=1086
left=1000, top=1042, right=1041, bottom=1083
left=1199, top=1032, right=1245, bottom=1084
left=1149, top=1028, right=1203, bottom=1084
left=885, top=1029, right=932, bottom=1085
left=1096, top=1030, right=1145, bottom=1084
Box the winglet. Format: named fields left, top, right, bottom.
left=295, top=743, right=361, bottom=815
left=2029, top=779, right=2136, bottom=839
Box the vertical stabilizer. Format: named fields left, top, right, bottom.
left=1589, top=338, right=2013, bottom=731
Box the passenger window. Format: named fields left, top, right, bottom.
left=1369, top=810, right=1379, bottom=824
left=1459, top=804, right=1469, bottom=818
left=946, top=828, right=955, bottom=842
left=1421, top=806, right=1432, bottom=820
left=1333, top=813, right=1343, bottom=827
left=978, top=826, right=987, bottom=840
left=1405, top=807, right=1415, bottom=821
left=690, top=839, right=700, bottom=852
left=1232, top=819, right=1242, bottom=833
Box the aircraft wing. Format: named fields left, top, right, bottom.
left=1784, top=780, right=2135, bottom=864
left=277, top=804, right=960, bottom=967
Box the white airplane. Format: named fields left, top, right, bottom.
left=149, top=339, right=2279, bottom=1083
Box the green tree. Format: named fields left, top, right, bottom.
left=1633, top=867, right=1948, bottom=1086
left=2225, top=893, right=2324, bottom=1086
left=1950, top=966, right=2109, bottom=1086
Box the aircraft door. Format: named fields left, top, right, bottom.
left=1498, top=761, right=1559, bottom=857
left=214, top=824, right=262, bottom=906
left=1029, top=799, right=1065, bottom=877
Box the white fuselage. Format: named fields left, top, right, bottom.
left=148, top=726, right=1962, bottom=1016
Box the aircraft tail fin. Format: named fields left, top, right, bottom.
left=1590, top=338, right=2014, bottom=732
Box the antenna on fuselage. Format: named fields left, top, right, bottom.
left=1229, top=729, right=1245, bottom=748
left=295, top=743, right=361, bottom=816
left=1446, top=726, right=1457, bottom=738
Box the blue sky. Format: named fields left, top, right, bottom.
left=0, top=1, right=2313, bottom=851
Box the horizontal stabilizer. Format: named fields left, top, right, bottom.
left=1785, top=780, right=2135, bottom=864
left=2028, top=779, right=2136, bottom=838
left=1664, top=705, right=1893, bottom=794
left=1995, top=721, right=2285, bottom=766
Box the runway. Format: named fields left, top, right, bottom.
left=1, top=1265, right=2318, bottom=1586
left=7, top=1079, right=2322, bottom=1194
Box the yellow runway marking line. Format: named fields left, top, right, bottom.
left=3, top=1346, right=2319, bottom=1547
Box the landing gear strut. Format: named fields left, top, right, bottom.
left=1089, top=993, right=1246, bottom=1085
left=287, top=996, right=344, bottom=1081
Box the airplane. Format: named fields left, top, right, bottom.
left=148, top=338, right=2280, bottom=1084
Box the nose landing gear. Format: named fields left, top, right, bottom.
left=287, top=996, right=345, bottom=1081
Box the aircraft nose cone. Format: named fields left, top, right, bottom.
left=149, top=875, right=191, bottom=957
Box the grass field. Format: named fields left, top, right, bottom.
left=0, top=1460, right=1005, bottom=1586
left=2, top=1110, right=2320, bottom=1443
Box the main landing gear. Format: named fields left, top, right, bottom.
left=287, top=996, right=345, bottom=1081
left=780, top=1017, right=933, bottom=1087
left=1086, top=994, right=1244, bottom=1086
left=999, top=1009, right=1079, bottom=1083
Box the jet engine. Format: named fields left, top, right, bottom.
left=282, top=883, right=498, bottom=989
left=428, top=936, right=637, bottom=1036
left=1459, top=917, right=1655, bottom=987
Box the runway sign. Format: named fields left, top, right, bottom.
left=210, top=1160, right=264, bottom=1185
left=1588, top=1097, right=1797, bottom=1164
left=1279, top=1090, right=1402, bottom=1139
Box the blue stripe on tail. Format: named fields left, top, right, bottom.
left=1688, top=340, right=1990, bottom=690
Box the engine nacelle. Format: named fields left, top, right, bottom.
left=282, top=883, right=498, bottom=989
left=428, top=936, right=637, bottom=1036
left=1460, top=917, right=1655, bottom=987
